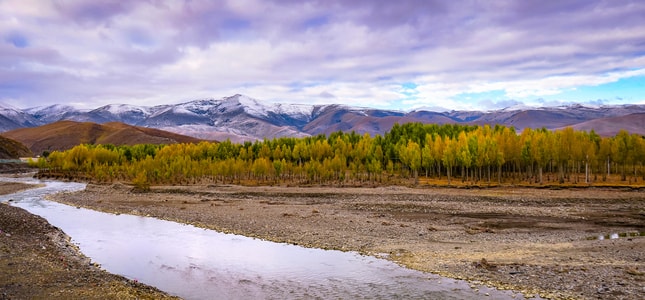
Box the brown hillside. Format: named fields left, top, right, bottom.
left=2, top=121, right=203, bottom=155
left=562, top=113, right=645, bottom=137
left=0, top=135, right=33, bottom=159
left=473, top=110, right=586, bottom=130
left=303, top=111, right=455, bottom=136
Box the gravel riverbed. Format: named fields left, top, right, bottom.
left=49, top=183, right=645, bottom=300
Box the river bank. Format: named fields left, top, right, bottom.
left=0, top=181, right=178, bottom=299
left=50, top=183, right=645, bottom=299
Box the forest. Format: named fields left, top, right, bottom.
left=30, top=123, right=645, bottom=189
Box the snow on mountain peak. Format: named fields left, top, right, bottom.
left=227, top=94, right=315, bottom=119
left=235, top=94, right=270, bottom=117
left=499, top=103, right=537, bottom=112
left=272, top=103, right=316, bottom=117
left=100, top=104, right=151, bottom=116
left=25, top=104, right=77, bottom=114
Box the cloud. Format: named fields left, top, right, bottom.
left=319, top=91, right=336, bottom=99
left=0, top=0, right=643, bottom=110
left=477, top=99, right=525, bottom=111
left=52, top=0, right=139, bottom=26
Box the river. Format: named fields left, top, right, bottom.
left=0, top=177, right=533, bottom=299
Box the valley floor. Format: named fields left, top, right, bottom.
left=50, top=183, right=645, bottom=300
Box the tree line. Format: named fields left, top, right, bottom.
left=31, top=123, right=645, bottom=188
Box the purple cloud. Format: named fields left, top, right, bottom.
left=52, top=0, right=140, bottom=26
left=0, top=0, right=643, bottom=109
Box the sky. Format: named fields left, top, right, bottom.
left=1, top=0, right=644, bottom=112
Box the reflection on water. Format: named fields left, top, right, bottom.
left=1, top=177, right=532, bottom=300
left=593, top=231, right=645, bottom=240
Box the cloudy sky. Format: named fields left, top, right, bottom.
left=1, top=0, right=644, bottom=111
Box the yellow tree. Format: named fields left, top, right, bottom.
left=292, top=140, right=308, bottom=166
left=490, top=136, right=504, bottom=184
left=456, top=131, right=472, bottom=181
left=422, top=133, right=434, bottom=177
left=555, top=127, right=575, bottom=183
left=498, top=127, right=520, bottom=181
left=366, top=157, right=382, bottom=183
left=577, top=131, right=597, bottom=184
left=532, top=130, right=551, bottom=184
left=442, top=137, right=457, bottom=185
left=68, top=144, right=91, bottom=171
left=598, top=137, right=612, bottom=181
left=612, top=130, right=632, bottom=181
left=252, top=157, right=273, bottom=182
left=632, top=136, right=645, bottom=181
left=519, top=128, right=534, bottom=181
left=132, top=170, right=150, bottom=191
left=400, top=140, right=422, bottom=183
left=432, top=134, right=445, bottom=179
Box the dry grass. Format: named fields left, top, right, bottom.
left=417, top=173, right=644, bottom=189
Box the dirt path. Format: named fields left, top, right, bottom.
left=50, top=183, right=645, bottom=299
left=0, top=181, right=178, bottom=300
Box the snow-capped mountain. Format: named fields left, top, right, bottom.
left=24, top=104, right=80, bottom=124
left=0, top=103, right=40, bottom=131
left=2, top=94, right=645, bottom=142
left=90, top=104, right=157, bottom=125
left=142, top=95, right=319, bottom=141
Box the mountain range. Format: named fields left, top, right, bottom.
left=1, top=94, right=644, bottom=143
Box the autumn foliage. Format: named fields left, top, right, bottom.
left=31, top=123, right=645, bottom=187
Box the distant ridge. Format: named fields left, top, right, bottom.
left=3, top=95, right=645, bottom=142
left=557, top=113, right=645, bottom=137
left=1, top=121, right=203, bottom=155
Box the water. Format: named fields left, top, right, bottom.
left=0, top=177, right=530, bottom=299
left=591, top=231, right=645, bottom=240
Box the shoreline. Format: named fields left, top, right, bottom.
left=49, top=182, right=645, bottom=299
left=0, top=180, right=179, bottom=299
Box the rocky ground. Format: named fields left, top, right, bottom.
left=0, top=163, right=35, bottom=175
left=0, top=181, right=178, bottom=300
left=49, top=183, right=645, bottom=300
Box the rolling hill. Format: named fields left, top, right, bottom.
left=1, top=121, right=203, bottom=155
left=558, top=113, right=645, bottom=137
left=0, top=135, right=32, bottom=159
